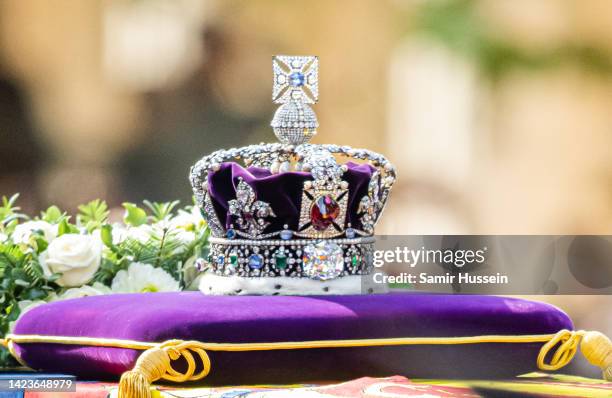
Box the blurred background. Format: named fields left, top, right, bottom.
left=0, top=0, right=610, bottom=377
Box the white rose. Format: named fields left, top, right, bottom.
left=111, top=262, right=179, bottom=293
left=13, top=221, right=57, bottom=245
left=40, top=234, right=102, bottom=287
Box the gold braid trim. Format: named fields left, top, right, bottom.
left=2, top=329, right=611, bottom=398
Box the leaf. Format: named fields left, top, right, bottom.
left=0, top=279, right=10, bottom=290
left=57, top=218, right=78, bottom=236
left=77, top=199, right=109, bottom=231
left=23, top=261, right=44, bottom=282
left=11, top=268, right=29, bottom=281
left=100, top=224, right=114, bottom=248
left=24, top=288, right=46, bottom=301
left=0, top=193, right=23, bottom=225
left=14, top=279, right=30, bottom=287
left=57, top=219, right=68, bottom=236
left=6, top=302, right=20, bottom=322
left=3, top=194, right=19, bottom=208
left=41, top=205, right=63, bottom=223
left=123, top=203, right=147, bottom=227
left=143, top=200, right=180, bottom=222
left=91, top=257, right=125, bottom=285
left=0, top=244, right=26, bottom=268
left=31, top=231, right=48, bottom=252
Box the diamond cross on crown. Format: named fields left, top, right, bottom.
left=272, top=55, right=319, bottom=104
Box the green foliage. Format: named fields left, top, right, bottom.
left=93, top=225, right=208, bottom=286
left=143, top=200, right=180, bottom=222
left=122, top=203, right=147, bottom=227
left=77, top=200, right=109, bottom=232
left=0, top=194, right=24, bottom=234
left=57, top=218, right=79, bottom=236
left=23, top=260, right=45, bottom=283
left=0, top=194, right=20, bottom=221
left=100, top=224, right=114, bottom=248
left=41, top=206, right=63, bottom=223
left=0, top=194, right=210, bottom=368
left=0, top=242, right=50, bottom=352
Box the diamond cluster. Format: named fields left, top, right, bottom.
left=228, top=177, right=276, bottom=237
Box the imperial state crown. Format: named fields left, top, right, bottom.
left=190, top=55, right=396, bottom=295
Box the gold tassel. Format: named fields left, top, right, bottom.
left=537, top=329, right=612, bottom=381
left=580, top=331, right=612, bottom=381
left=117, top=340, right=211, bottom=398
left=118, top=346, right=171, bottom=398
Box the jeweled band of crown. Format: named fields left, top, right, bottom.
left=190, top=55, right=395, bottom=283
left=207, top=236, right=375, bottom=280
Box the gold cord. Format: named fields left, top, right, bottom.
left=2, top=329, right=611, bottom=398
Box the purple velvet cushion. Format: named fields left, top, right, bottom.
left=12, top=292, right=572, bottom=383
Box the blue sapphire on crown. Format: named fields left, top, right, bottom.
left=289, top=72, right=305, bottom=87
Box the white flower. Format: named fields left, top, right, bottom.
left=172, top=229, right=196, bottom=244
left=96, top=224, right=154, bottom=245
left=109, top=224, right=128, bottom=244
left=52, top=282, right=112, bottom=301
left=125, top=225, right=154, bottom=243
left=40, top=234, right=102, bottom=287
left=13, top=221, right=57, bottom=245
left=111, top=262, right=179, bottom=293
left=169, top=207, right=205, bottom=231
left=0, top=232, right=7, bottom=242
left=161, top=208, right=205, bottom=245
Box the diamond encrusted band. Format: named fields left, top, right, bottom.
left=206, top=236, right=375, bottom=280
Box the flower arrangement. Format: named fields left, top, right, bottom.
left=0, top=194, right=209, bottom=367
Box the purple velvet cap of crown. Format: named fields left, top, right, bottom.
left=207, top=161, right=375, bottom=233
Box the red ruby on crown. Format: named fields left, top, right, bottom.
left=310, top=195, right=340, bottom=231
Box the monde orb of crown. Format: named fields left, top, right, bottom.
left=271, top=101, right=318, bottom=145
left=270, top=55, right=320, bottom=145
